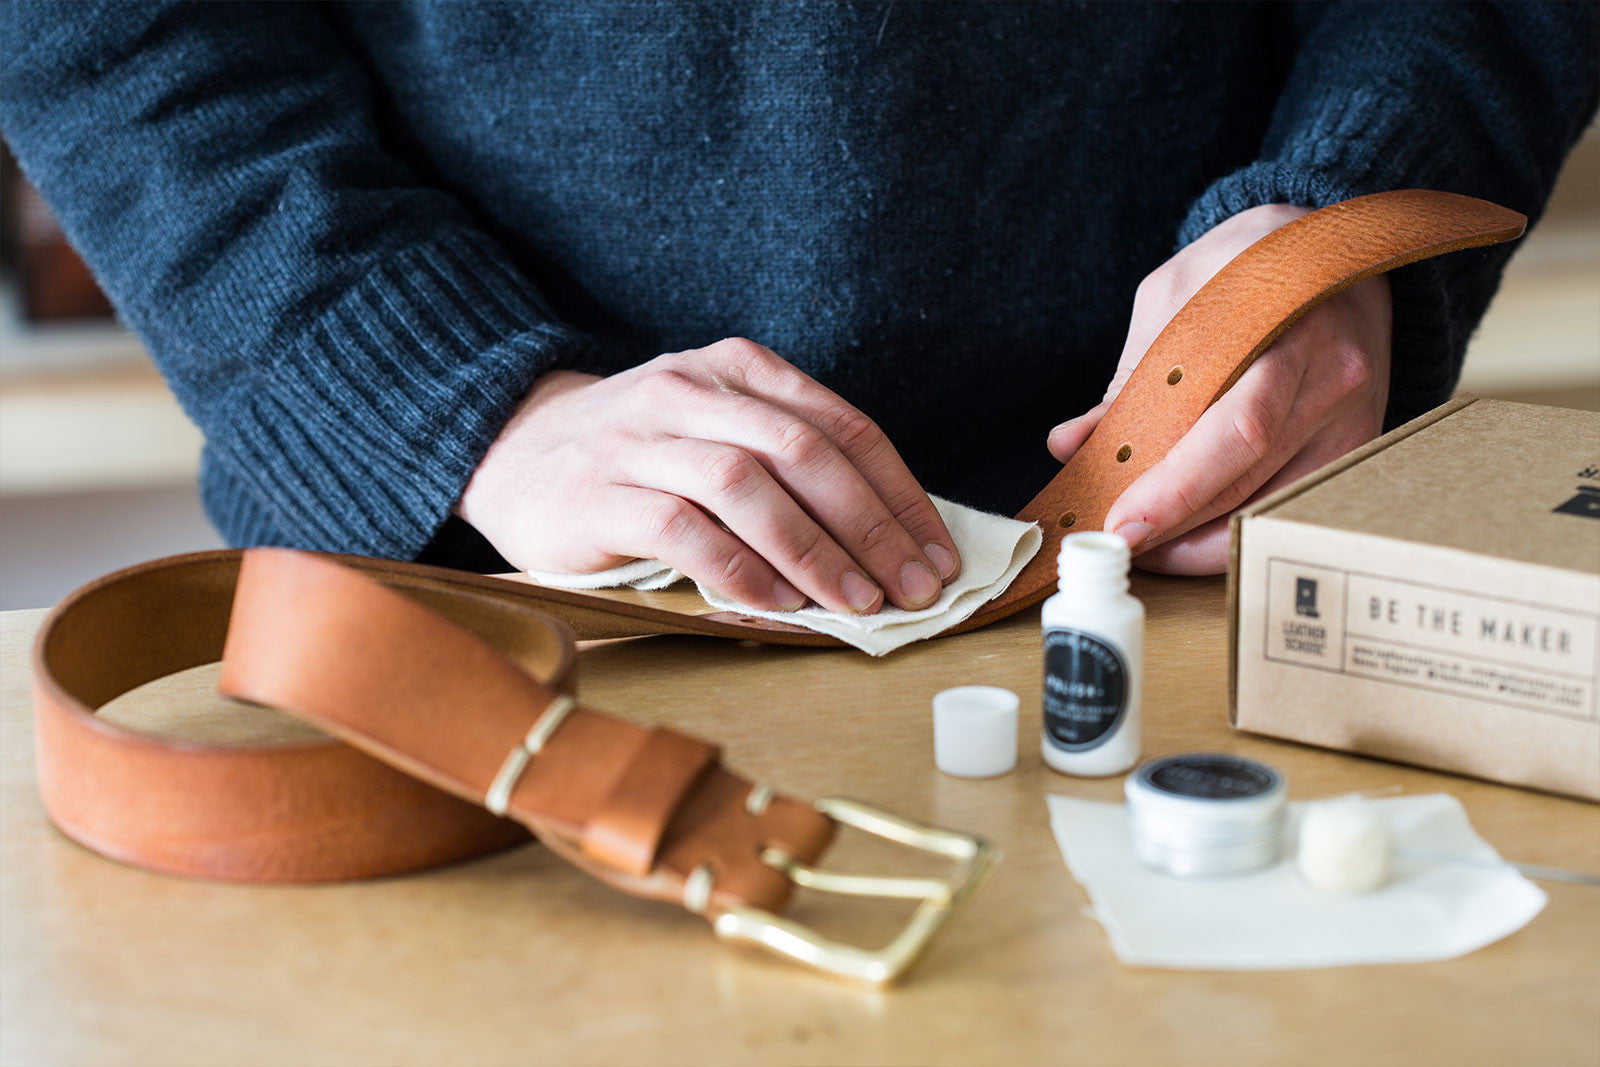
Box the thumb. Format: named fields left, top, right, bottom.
left=1046, top=259, right=1187, bottom=465
left=1045, top=343, right=1140, bottom=462
left=1046, top=397, right=1110, bottom=462
left=1050, top=204, right=1315, bottom=466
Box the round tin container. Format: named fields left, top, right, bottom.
left=1125, top=753, right=1287, bottom=877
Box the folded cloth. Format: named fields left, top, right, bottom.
left=523, top=496, right=1042, bottom=655
left=526, top=557, right=683, bottom=591
left=1045, top=792, right=1548, bottom=970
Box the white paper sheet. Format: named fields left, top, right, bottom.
left=1045, top=792, right=1548, bottom=969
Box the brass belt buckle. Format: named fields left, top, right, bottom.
left=711, top=797, right=999, bottom=985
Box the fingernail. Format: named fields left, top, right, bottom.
left=773, top=577, right=807, bottom=612
left=1114, top=521, right=1153, bottom=549
left=899, top=559, right=941, bottom=607
left=841, top=570, right=881, bottom=613
left=923, top=542, right=959, bottom=580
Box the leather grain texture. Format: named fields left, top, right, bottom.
left=33, top=549, right=832, bottom=911
left=965, top=189, right=1527, bottom=630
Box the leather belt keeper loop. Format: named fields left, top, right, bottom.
left=582, top=728, right=719, bottom=876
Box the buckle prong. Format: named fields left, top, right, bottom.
left=711, top=797, right=998, bottom=985
left=760, top=847, right=953, bottom=904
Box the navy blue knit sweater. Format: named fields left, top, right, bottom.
left=2, top=2, right=1595, bottom=568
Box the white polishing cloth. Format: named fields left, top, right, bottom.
left=1045, top=792, right=1547, bottom=970
left=526, top=557, right=683, bottom=591
left=524, top=496, right=1042, bottom=656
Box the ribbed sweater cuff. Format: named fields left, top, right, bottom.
left=1176, top=96, right=1463, bottom=429
left=204, top=229, right=588, bottom=559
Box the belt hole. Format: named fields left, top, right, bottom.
left=1116, top=444, right=1132, bottom=463
left=1059, top=511, right=1076, bottom=529
left=1167, top=366, right=1183, bottom=386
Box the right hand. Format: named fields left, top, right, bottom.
left=456, top=338, right=961, bottom=614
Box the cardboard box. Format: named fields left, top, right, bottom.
left=1229, top=396, right=1600, bottom=802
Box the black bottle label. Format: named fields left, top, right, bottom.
left=1043, top=627, right=1128, bottom=751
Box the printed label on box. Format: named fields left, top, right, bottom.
left=1265, top=558, right=1597, bottom=721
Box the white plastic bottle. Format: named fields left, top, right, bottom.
left=1041, top=531, right=1143, bottom=777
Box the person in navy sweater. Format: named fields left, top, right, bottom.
left=2, top=3, right=1594, bottom=614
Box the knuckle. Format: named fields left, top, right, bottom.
left=702, top=447, right=763, bottom=499
left=881, top=485, right=934, bottom=527
left=640, top=368, right=696, bottom=404
left=644, top=349, right=684, bottom=372
left=1168, top=477, right=1210, bottom=522
left=710, top=545, right=757, bottom=591
left=876, top=481, right=941, bottom=537
left=1213, top=473, right=1255, bottom=516
left=788, top=523, right=833, bottom=574
left=826, top=408, right=885, bottom=456
left=1229, top=402, right=1277, bottom=463
left=849, top=512, right=900, bottom=554
left=1330, top=344, right=1376, bottom=396
left=641, top=497, right=698, bottom=546
left=718, top=336, right=773, bottom=371
left=774, top=420, right=830, bottom=469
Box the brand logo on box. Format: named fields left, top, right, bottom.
left=1294, top=577, right=1320, bottom=618
left=1265, top=562, right=1341, bottom=665
left=1553, top=485, right=1600, bottom=521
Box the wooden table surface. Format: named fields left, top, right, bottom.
left=3, top=574, right=1597, bottom=1067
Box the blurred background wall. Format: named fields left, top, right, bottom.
left=1, top=127, right=1596, bottom=609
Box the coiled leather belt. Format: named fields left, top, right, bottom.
left=32, top=548, right=994, bottom=984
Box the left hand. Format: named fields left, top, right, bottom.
left=1047, top=203, right=1392, bottom=575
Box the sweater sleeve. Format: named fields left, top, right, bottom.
left=0, top=0, right=590, bottom=559
left=1176, top=1, right=1599, bottom=429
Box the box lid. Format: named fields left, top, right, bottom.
left=1258, top=398, right=1600, bottom=575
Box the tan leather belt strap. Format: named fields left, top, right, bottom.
left=1043, top=190, right=1528, bottom=528
left=32, top=547, right=832, bottom=913
left=968, top=189, right=1528, bottom=629
left=31, top=550, right=537, bottom=881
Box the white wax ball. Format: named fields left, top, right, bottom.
left=1297, top=798, right=1392, bottom=894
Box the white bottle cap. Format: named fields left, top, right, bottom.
left=932, top=686, right=1019, bottom=778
